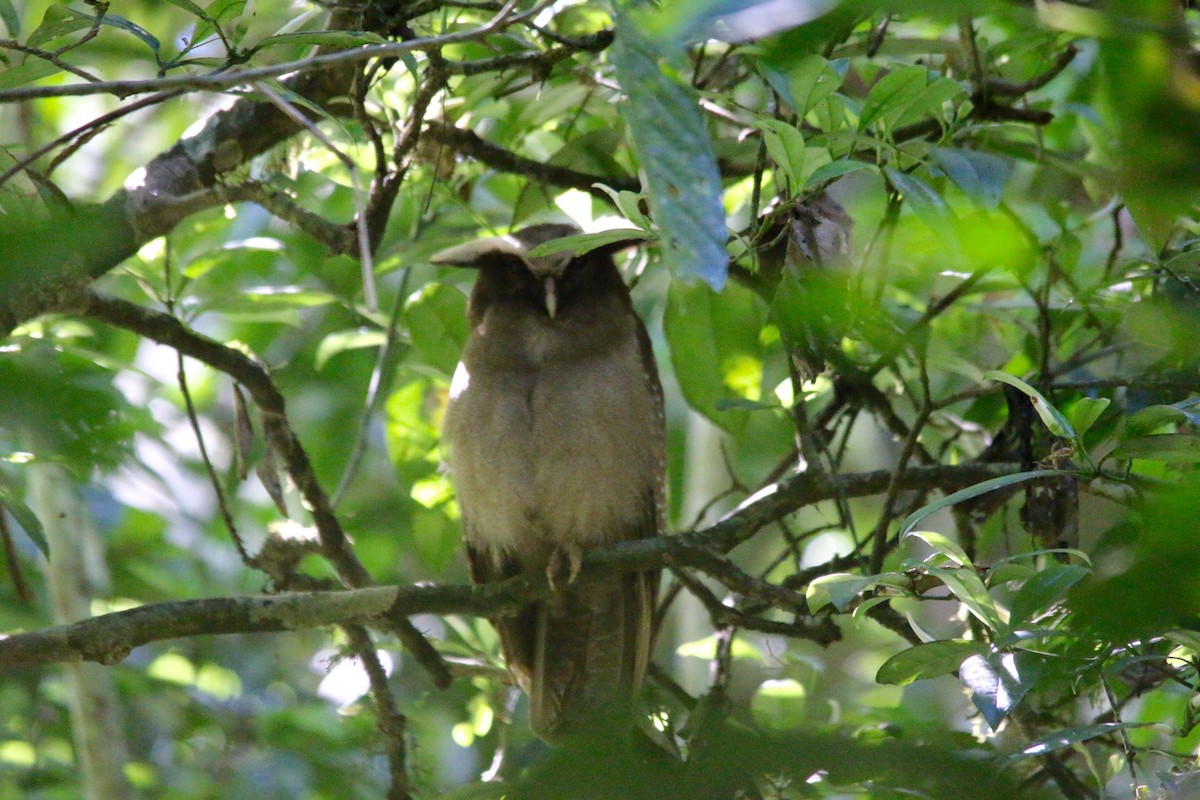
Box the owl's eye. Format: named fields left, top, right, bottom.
left=502, top=257, right=527, bottom=278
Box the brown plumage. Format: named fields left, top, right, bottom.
left=435, top=223, right=664, bottom=742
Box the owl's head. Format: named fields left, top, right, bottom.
left=431, top=224, right=641, bottom=321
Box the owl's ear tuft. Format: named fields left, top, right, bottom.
left=429, top=235, right=529, bottom=268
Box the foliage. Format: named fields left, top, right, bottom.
left=1, top=1, right=1200, bottom=798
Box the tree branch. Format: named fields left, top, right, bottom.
left=424, top=120, right=640, bottom=195
left=0, top=458, right=1026, bottom=670
left=78, top=291, right=454, bottom=689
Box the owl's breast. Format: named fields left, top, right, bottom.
left=444, top=329, right=659, bottom=567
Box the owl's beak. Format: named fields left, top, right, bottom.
left=544, top=277, right=558, bottom=318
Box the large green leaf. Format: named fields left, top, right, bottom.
left=876, top=640, right=988, bottom=685
left=960, top=651, right=1037, bottom=731
left=404, top=283, right=469, bottom=378
left=930, top=147, right=1012, bottom=208
left=998, top=722, right=1152, bottom=766
left=664, top=279, right=766, bottom=432
left=1008, top=565, right=1088, bottom=626
left=611, top=9, right=727, bottom=290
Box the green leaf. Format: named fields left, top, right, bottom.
left=0, top=58, right=58, bottom=90
left=94, top=10, right=162, bottom=53
left=900, top=470, right=1060, bottom=537
left=983, top=371, right=1076, bottom=439
left=0, top=0, right=18, bottom=36
left=1008, top=565, right=1089, bottom=626
left=162, top=0, right=213, bottom=23
left=960, top=651, right=1035, bottom=730
left=526, top=228, right=648, bottom=258
left=859, top=65, right=928, bottom=131
left=1108, top=434, right=1200, bottom=463
left=385, top=378, right=440, bottom=471
left=905, top=530, right=973, bottom=567
left=891, top=77, right=966, bottom=130
left=189, top=0, right=245, bottom=50
left=1163, top=249, right=1200, bottom=273
left=884, top=167, right=954, bottom=237
left=592, top=185, right=653, bottom=231
left=803, top=158, right=875, bottom=189
left=788, top=54, right=843, bottom=116
left=664, top=279, right=766, bottom=432
left=404, top=283, right=469, bottom=377
left=411, top=506, right=460, bottom=573
left=0, top=146, right=45, bottom=218
left=751, top=678, right=806, bottom=731
left=611, top=11, right=727, bottom=290
left=806, top=573, right=875, bottom=612
left=676, top=634, right=763, bottom=661
left=1067, top=397, right=1110, bottom=437
left=876, top=640, right=988, bottom=686
left=930, top=147, right=1012, bottom=208
left=1070, top=474, right=1200, bottom=637
left=1124, top=404, right=1191, bottom=437
left=0, top=490, right=49, bottom=558
left=315, top=328, right=388, bottom=371
left=927, top=565, right=1003, bottom=630
left=998, top=722, right=1152, bottom=766
left=756, top=119, right=807, bottom=188
left=26, top=5, right=91, bottom=48
left=256, top=30, right=388, bottom=49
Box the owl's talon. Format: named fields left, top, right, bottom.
left=546, top=544, right=583, bottom=590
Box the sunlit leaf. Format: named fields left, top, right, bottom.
left=927, top=565, right=1004, bottom=630
left=315, top=328, right=388, bottom=371
left=1067, top=397, right=1110, bottom=437
left=257, top=30, right=387, bottom=49
left=751, top=678, right=806, bottom=731
left=1123, top=404, right=1192, bottom=437
left=787, top=54, right=843, bottom=116
left=960, top=651, right=1036, bottom=730
left=983, top=371, right=1076, bottom=439
left=664, top=279, right=766, bottom=431
left=806, top=573, right=875, bottom=612
left=526, top=228, right=649, bottom=258
left=876, top=640, right=987, bottom=685
left=900, top=470, right=1060, bottom=536
left=999, top=722, right=1153, bottom=766
left=905, top=530, right=973, bottom=567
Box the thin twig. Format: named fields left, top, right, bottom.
left=0, top=39, right=101, bottom=83
left=333, top=273, right=410, bottom=507
left=0, top=0, right=527, bottom=102
left=175, top=349, right=250, bottom=562
left=344, top=624, right=412, bottom=800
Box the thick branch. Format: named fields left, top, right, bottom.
left=0, top=3, right=533, bottom=340
left=0, top=460, right=1024, bottom=670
